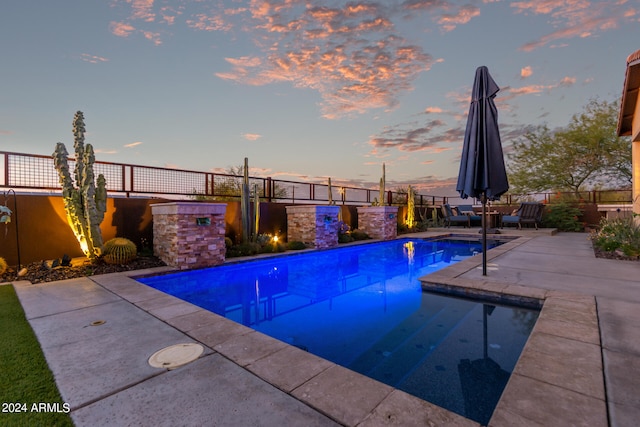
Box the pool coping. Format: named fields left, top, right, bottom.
left=85, top=232, right=606, bottom=426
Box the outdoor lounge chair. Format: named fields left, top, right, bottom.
left=441, top=204, right=471, bottom=228
left=456, top=204, right=482, bottom=226
left=500, top=202, right=544, bottom=229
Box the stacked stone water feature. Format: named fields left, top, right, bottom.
left=356, top=206, right=399, bottom=240
left=285, top=205, right=340, bottom=249
left=356, top=163, right=398, bottom=240
left=151, top=202, right=227, bottom=270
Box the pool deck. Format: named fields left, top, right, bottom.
left=5, top=230, right=640, bottom=426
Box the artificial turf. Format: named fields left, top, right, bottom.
left=0, top=285, right=74, bottom=426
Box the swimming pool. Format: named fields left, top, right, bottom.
left=138, top=237, right=539, bottom=425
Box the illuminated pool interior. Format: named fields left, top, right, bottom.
left=138, top=238, right=539, bottom=425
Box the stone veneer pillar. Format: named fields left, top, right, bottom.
left=286, top=205, right=340, bottom=249
left=357, top=206, right=399, bottom=240
left=151, top=202, right=227, bottom=270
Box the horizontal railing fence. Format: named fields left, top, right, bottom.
left=1, top=151, right=448, bottom=206
left=2, top=151, right=631, bottom=206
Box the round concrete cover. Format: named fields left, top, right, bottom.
left=148, top=343, right=204, bottom=369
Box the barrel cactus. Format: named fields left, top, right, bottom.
left=102, top=237, right=137, bottom=265
left=0, top=257, right=7, bottom=275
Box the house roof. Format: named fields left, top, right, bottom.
left=618, top=48, right=640, bottom=137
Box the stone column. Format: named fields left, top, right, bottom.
left=357, top=206, right=399, bottom=240
left=286, top=205, right=340, bottom=249
left=151, top=202, right=227, bottom=270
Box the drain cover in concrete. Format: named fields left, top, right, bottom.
left=148, top=343, right=204, bottom=370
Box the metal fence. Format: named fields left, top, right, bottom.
left=1, top=151, right=447, bottom=206
left=2, top=151, right=632, bottom=206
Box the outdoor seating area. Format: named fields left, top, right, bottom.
left=500, top=202, right=544, bottom=229
left=437, top=202, right=548, bottom=231
left=456, top=204, right=482, bottom=225
left=441, top=204, right=471, bottom=228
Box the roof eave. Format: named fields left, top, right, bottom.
left=617, top=49, right=640, bottom=137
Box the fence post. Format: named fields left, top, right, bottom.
left=266, top=177, right=272, bottom=202
left=3, top=152, right=8, bottom=186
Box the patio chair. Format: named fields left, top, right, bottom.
left=441, top=204, right=471, bottom=228
left=500, top=202, right=544, bottom=229
left=456, top=204, right=482, bottom=226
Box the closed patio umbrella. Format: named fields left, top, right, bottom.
left=456, top=66, right=509, bottom=275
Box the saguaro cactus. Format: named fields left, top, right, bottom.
left=52, top=111, right=107, bottom=260
left=241, top=157, right=251, bottom=243
left=375, top=163, right=386, bottom=206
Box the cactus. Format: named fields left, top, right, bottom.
left=0, top=256, right=7, bottom=274
left=241, top=157, right=251, bottom=243
left=374, top=163, right=386, bottom=206
left=431, top=206, right=441, bottom=226
left=253, top=183, right=260, bottom=243
left=52, top=111, right=107, bottom=260
left=103, top=237, right=137, bottom=265
left=328, top=177, right=334, bottom=205
left=406, top=185, right=415, bottom=228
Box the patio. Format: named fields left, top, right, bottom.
left=7, top=230, right=640, bottom=426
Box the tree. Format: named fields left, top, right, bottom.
left=507, top=98, right=631, bottom=196
left=190, top=164, right=288, bottom=201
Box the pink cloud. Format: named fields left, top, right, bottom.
left=129, top=0, right=156, bottom=22
left=507, top=84, right=549, bottom=96
left=559, top=76, right=576, bottom=86
left=94, top=149, right=118, bottom=155
left=217, top=3, right=435, bottom=119
left=142, top=30, right=162, bottom=45
left=109, top=21, right=136, bottom=37
left=513, top=1, right=635, bottom=51
left=425, top=106, right=443, bottom=114
left=520, top=66, right=533, bottom=78
left=438, top=5, right=480, bottom=32
left=402, top=1, right=481, bottom=31
left=80, top=53, right=109, bottom=64
left=186, top=13, right=232, bottom=32
left=367, top=119, right=455, bottom=153
left=241, top=133, right=262, bottom=141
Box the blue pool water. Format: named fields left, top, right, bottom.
left=138, top=238, right=539, bottom=425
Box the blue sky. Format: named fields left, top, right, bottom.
left=1, top=0, right=639, bottom=196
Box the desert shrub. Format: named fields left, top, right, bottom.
left=337, top=220, right=355, bottom=243
left=350, top=229, right=370, bottom=241
left=139, top=237, right=153, bottom=257
left=397, top=222, right=409, bottom=234
left=102, top=237, right=137, bottom=265
left=224, top=237, right=233, bottom=249
left=338, top=233, right=354, bottom=243
left=226, top=242, right=261, bottom=257
left=287, top=241, right=306, bottom=250
left=592, top=217, right=640, bottom=256
left=0, top=257, right=7, bottom=274
left=260, top=241, right=286, bottom=253
left=542, top=201, right=583, bottom=231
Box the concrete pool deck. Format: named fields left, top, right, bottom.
left=6, top=231, right=640, bottom=426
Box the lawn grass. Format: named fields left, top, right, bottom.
left=0, top=284, right=74, bottom=426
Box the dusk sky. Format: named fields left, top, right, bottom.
left=2, top=0, right=639, bottom=197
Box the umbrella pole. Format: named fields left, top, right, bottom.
left=482, top=193, right=487, bottom=276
